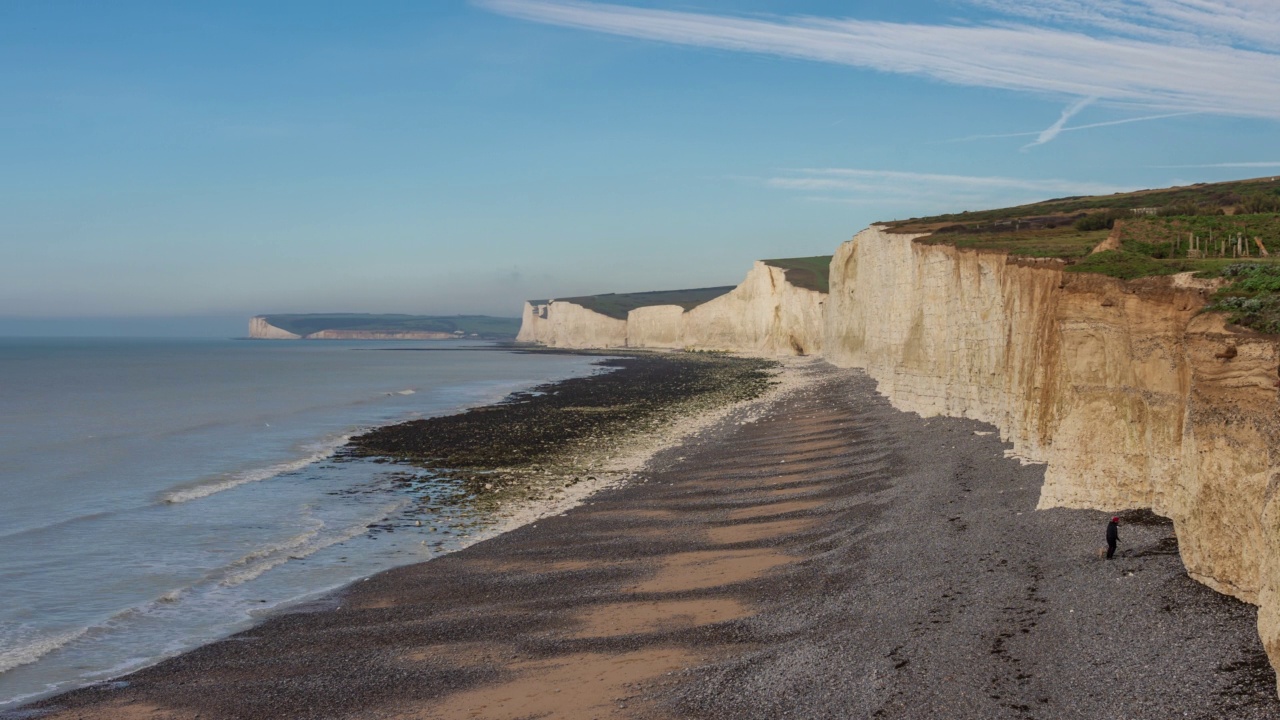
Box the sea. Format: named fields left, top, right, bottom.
left=0, top=337, right=605, bottom=711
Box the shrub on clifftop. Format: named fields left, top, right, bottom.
left=1208, top=263, right=1280, bottom=334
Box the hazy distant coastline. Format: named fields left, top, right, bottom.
left=249, top=314, right=520, bottom=341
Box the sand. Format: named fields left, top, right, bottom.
left=17, top=362, right=1280, bottom=720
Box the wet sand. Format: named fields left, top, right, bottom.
left=19, top=364, right=1280, bottom=719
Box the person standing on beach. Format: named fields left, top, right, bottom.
left=1106, top=516, right=1120, bottom=559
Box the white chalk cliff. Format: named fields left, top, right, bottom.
left=823, top=226, right=1280, bottom=689
left=518, top=261, right=826, bottom=356
left=249, top=316, right=302, bottom=339
left=517, top=300, right=628, bottom=349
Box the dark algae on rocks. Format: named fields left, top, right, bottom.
left=346, top=351, right=776, bottom=508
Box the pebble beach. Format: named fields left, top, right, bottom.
left=14, top=355, right=1280, bottom=720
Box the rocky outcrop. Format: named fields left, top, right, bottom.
left=249, top=316, right=302, bottom=339
left=824, top=225, right=1280, bottom=686
left=518, top=261, right=826, bottom=356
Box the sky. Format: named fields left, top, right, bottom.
left=3, top=0, right=1280, bottom=333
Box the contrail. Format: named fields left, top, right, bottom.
left=1023, top=97, right=1096, bottom=149
left=947, top=111, right=1198, bottom=143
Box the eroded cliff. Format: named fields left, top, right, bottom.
left=824, top=225, right=1280, bottom=685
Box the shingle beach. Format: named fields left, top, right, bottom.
left=18, top=358, right=1279, bottom=720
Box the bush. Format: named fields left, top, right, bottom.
left=1207, top=262, right=1280, bottom=334
left=1074, top=210, right=1121, bottom=231
left=1240, top=193, right=1280, bottom=214
left=1158, top=202, right=1225, bottom=217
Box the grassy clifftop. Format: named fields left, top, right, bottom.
left=887, top=176, right=1280, bottom=261
left=885, top=177, right=1280, bottom=233
left=762, top=256, right=833, bottom=293
left=881, top=176, right=1280, bottom=334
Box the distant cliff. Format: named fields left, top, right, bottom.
left=517, top=257, right=829, bottom=356
left=249, top=314, right=520, bottom=340
left=249, top=317, right=302, bottom=339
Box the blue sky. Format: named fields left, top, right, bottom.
left=3, top=0, right=1279, bottom=330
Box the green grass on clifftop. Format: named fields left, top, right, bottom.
left=761, top=256, right=833, bottom=292
left=880, top=176, right=1280, bottom=334
left=884, top=177, right=1280, bottom=231
left=1205, top=263, right=1280, bottom=334
left=534, top=287, right=736, bottom=320
left=916, top=228, right=1107, bottom=258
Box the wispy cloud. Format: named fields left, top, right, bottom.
left=1024, top=96, right=1096, bottom=149
left=475, top=0, right=1280, bottom=120
left=950, top=111, right=1198, bottom=142
left=763, top=168, right=1134, bottom=212
left=966, top=0, right=1280, bottom=52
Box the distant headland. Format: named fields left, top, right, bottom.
left=249, top=314, right=520, bottom=340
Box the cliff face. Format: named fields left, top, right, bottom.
left=249, top=316, right=302, bottom=339
left=825, top=227, right=1213, bottom=511
left=517, top=300, right=628, bottom=349
left=627, top=305, right=686, bottom=349
left=682, top=261, right=824, bottom=355
left=825, top=225, right=1280, bottom=682
left=516, top=302, right=549, bottom=344
left=517, top=261, right=825, bottom=356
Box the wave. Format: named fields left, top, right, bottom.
left=0, top=626, right=90, bottom=676
left=0, top=501, right=405, bottom=686
left=213, top=510, right=395, bottom=588
left=212, top=521, right=325, bottom=588
left=159, top=434, right=351, bottom=505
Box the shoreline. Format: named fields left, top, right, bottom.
left=15, top=360, right=1280, bottom=719
left=344, top=349, right=783, bottom=531
left=6, top=349, right=796, bottom=718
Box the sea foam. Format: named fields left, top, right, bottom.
left=160, top=435, right=351, bottom=505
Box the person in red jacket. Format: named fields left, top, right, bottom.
left=1106, top=516, right=1120, bottom=559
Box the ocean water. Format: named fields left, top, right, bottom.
left=0, top=338, right=603, bottom=710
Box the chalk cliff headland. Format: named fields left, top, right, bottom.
left=517, top=179, right=1280, bottom=690
left=249, top=314, right=520, bottom=341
